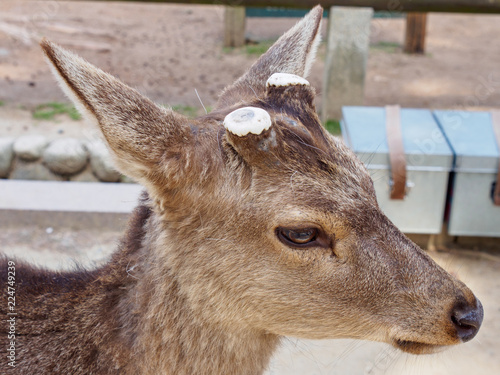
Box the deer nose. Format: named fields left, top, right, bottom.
left=451, top=299, right=483, bottom=342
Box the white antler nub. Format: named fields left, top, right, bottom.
left=223, top=107, right=272, bottom=137
left=266, top=73, right=310, bottom=87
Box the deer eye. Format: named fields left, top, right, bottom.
left=277, top=227, right=319, bottom=247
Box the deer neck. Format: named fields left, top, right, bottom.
left=116, top=208, right=280, bottom=375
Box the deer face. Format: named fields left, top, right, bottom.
left=199, top=75, right=482, bottom=355
left=41, top=5, right=482, bottom=355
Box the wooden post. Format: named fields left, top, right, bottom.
left=404, top=12, right=427, bottom=54
left=224, top=6, right=246, bottom=48
left=322, top=6, right=373, bottom=123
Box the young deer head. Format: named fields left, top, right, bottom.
left=5, top=5, right=482, bottom=374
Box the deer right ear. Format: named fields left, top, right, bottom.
left=217, top=5, right=323, bottom=109
left=41, top=39, right=195, bottom=193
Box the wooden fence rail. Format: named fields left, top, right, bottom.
left=53, top=0, right=500, bottom=14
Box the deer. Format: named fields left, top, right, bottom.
left=0, top=6, right=483, bottom=374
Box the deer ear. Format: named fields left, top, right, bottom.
left=41, top=39, right=193, bottom=191
left=217, top=5, right=323, bottom=109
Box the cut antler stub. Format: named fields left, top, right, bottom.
left=266, top=73, right=310, bottom=88
left=223, top=107, right=272, bottom=137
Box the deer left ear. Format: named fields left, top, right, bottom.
left=217, top=5, right=322, bottom=109
left=41, top=39, right=196, bottom=194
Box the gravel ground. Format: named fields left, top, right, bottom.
left=2, top=1, right=500, bottom=113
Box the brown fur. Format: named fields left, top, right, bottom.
left=0, top=6, right=482, bottom=374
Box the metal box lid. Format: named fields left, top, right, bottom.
left=433, top=110, right=500, bottom=173
left=341, top=106, right=453, bottom=170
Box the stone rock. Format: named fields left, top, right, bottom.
left=43, top=138, right=89, bottom=175
left=0, top=137, right=15, bottom=178
left=88, top=140, right=121, bottom=182
left=10, top=160, right=65, bottom=181
left=13, top=135, right=48, bottom=161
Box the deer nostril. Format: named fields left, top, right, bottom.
left=451, top=300, right=484, bottom=343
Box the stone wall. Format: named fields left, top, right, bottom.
left=0, top=136, right=132, bottom=183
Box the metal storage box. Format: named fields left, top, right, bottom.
left=433, top=111, right=500, bottom=237
left=341, top=106, right=453, bottom=234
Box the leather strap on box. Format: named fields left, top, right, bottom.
left=385, top=105, right=406, bottom=200
left=491, top=110, right=500, bottom=206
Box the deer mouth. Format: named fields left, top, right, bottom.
left=392, top=339, right=445, bottom=355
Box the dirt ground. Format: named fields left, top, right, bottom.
left=1, top=1, right=500, bottom=374
left=1, top=1, right=500, bottom=138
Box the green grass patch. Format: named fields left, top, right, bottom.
left=171, top=105, right=199, bottom=118
left=33, top=102, right=81, bottom=121
left=245, top=40, right=274, bottom=56
left=223, top=40, right=275, bottom=56
left=325, top=119, right=341, bottom=135
left=371, top=41, right=401, bottom=53
left=167, top=104, right=213, bottom=118
left=0, top=101, right=4, bottom=107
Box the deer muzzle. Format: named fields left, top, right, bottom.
left=450, top=298, right=483, bottom=343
